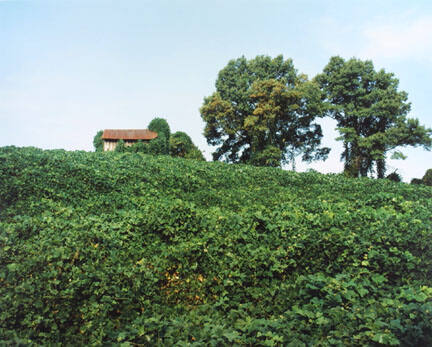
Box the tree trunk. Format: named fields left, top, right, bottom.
left=377, top=159, right=386, bottom=179
left=351, top=140, right=362, bottom=178
left=291, top=151, right=296, bottom=171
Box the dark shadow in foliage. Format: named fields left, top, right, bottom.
left=386, top=171, right=402, bottom=182
left=422, top=168, right=432, bottom=186
left=411, top=169, right=432, bottom=186
left=411, top=178, right=423, bottom=185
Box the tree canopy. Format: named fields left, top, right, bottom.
left=200, top=55, right=329, bottom=167
left=170, top=131, right=205, bottom=161
left=316, top=56, right=432, bottom=178
left=148, top=118, right=170, bottom=155
left=422, top=168, right=432, bottom=186
left=93, top=130, right=103, bottom=152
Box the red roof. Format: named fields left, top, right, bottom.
left=102, top=129, right=158, bottom=140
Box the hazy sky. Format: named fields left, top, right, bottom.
left=1, top=0, right=431, bottom=181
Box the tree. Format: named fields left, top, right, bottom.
left=200, top=55, right=329, bottom=167
left=316, top=56, right=432, bottom=178
left=411, top=169, right=432, bottom=186
left=169, top=131, right=194, bottom=157
left=148, top=118, right=170, bottom=139
left=184, top=147, right=205, bottom=161
left=148, top=118, right=170, bottom=155
left=170, top=131, right=205, bottom=161
left=410, top=178, right=423, bottom=185
left=386, top=171, right=402, bottom=182
left=148, top=133, right=168, bottom=155
left=422, top=168, right=432, bottom=186
left=93, top=130, right=103, bottom=152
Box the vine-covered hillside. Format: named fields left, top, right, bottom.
left=1, top=146, right=432, bottom=345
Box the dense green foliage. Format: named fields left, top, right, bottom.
left=316, top=56, right=432, bottom=178
left=148, top=118, right=171, bottom=142
left=1, top=146, right=432, bottom=345
left=148, top=118, right=171, bottom=155
left=114, top=139, right=127, bottom=153
left=170, top=131, right=205, bottom=161
left=410, top=168, right=432, bottom=186
left=423, top=168, right=432, bottom=186
left=386, top=171, right=402, bottom=183
left=93, top=130, right=103, bottom=152
left=200, top=55, right=329, bottom=167
left=411, top=178, right=424, bottom=185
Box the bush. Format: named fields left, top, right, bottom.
left=170, top=131, right=205, bottom=161
left=386, top=171, right=402, bottom=182
left=411, top=178, right=423, bottom=185
left=423, top=168, right=432, bottom=186
left=114, top=139, right=126, bottom=152
left=129, top=139, right=149, bottom=153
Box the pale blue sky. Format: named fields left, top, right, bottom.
left=1, top=0, right=431, bottom=181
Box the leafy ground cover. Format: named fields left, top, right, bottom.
left=1, top=146, right=432, bottom=345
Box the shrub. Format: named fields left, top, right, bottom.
left=170, top=131, right=205, bottom=161
left=411, top=178, right=423, bottom=185
left=423, top=168, right=432, bottom=186
left=114, top=139, right=126, bottom=152
left=386, top=171, right=402, bottom=182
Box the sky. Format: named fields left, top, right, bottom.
left=1, top=0, right=431, bottom=182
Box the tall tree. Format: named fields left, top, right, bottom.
left=316, top=56, right=432, bottom=178
left=200, top=55, right=329, bottom=167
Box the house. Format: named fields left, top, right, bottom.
left=101, top=129, right=158, bottom=151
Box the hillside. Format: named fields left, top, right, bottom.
left=1, top=146, right=432, bottom=345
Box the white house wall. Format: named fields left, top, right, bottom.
left=103, top=140, right=140, bottom=151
